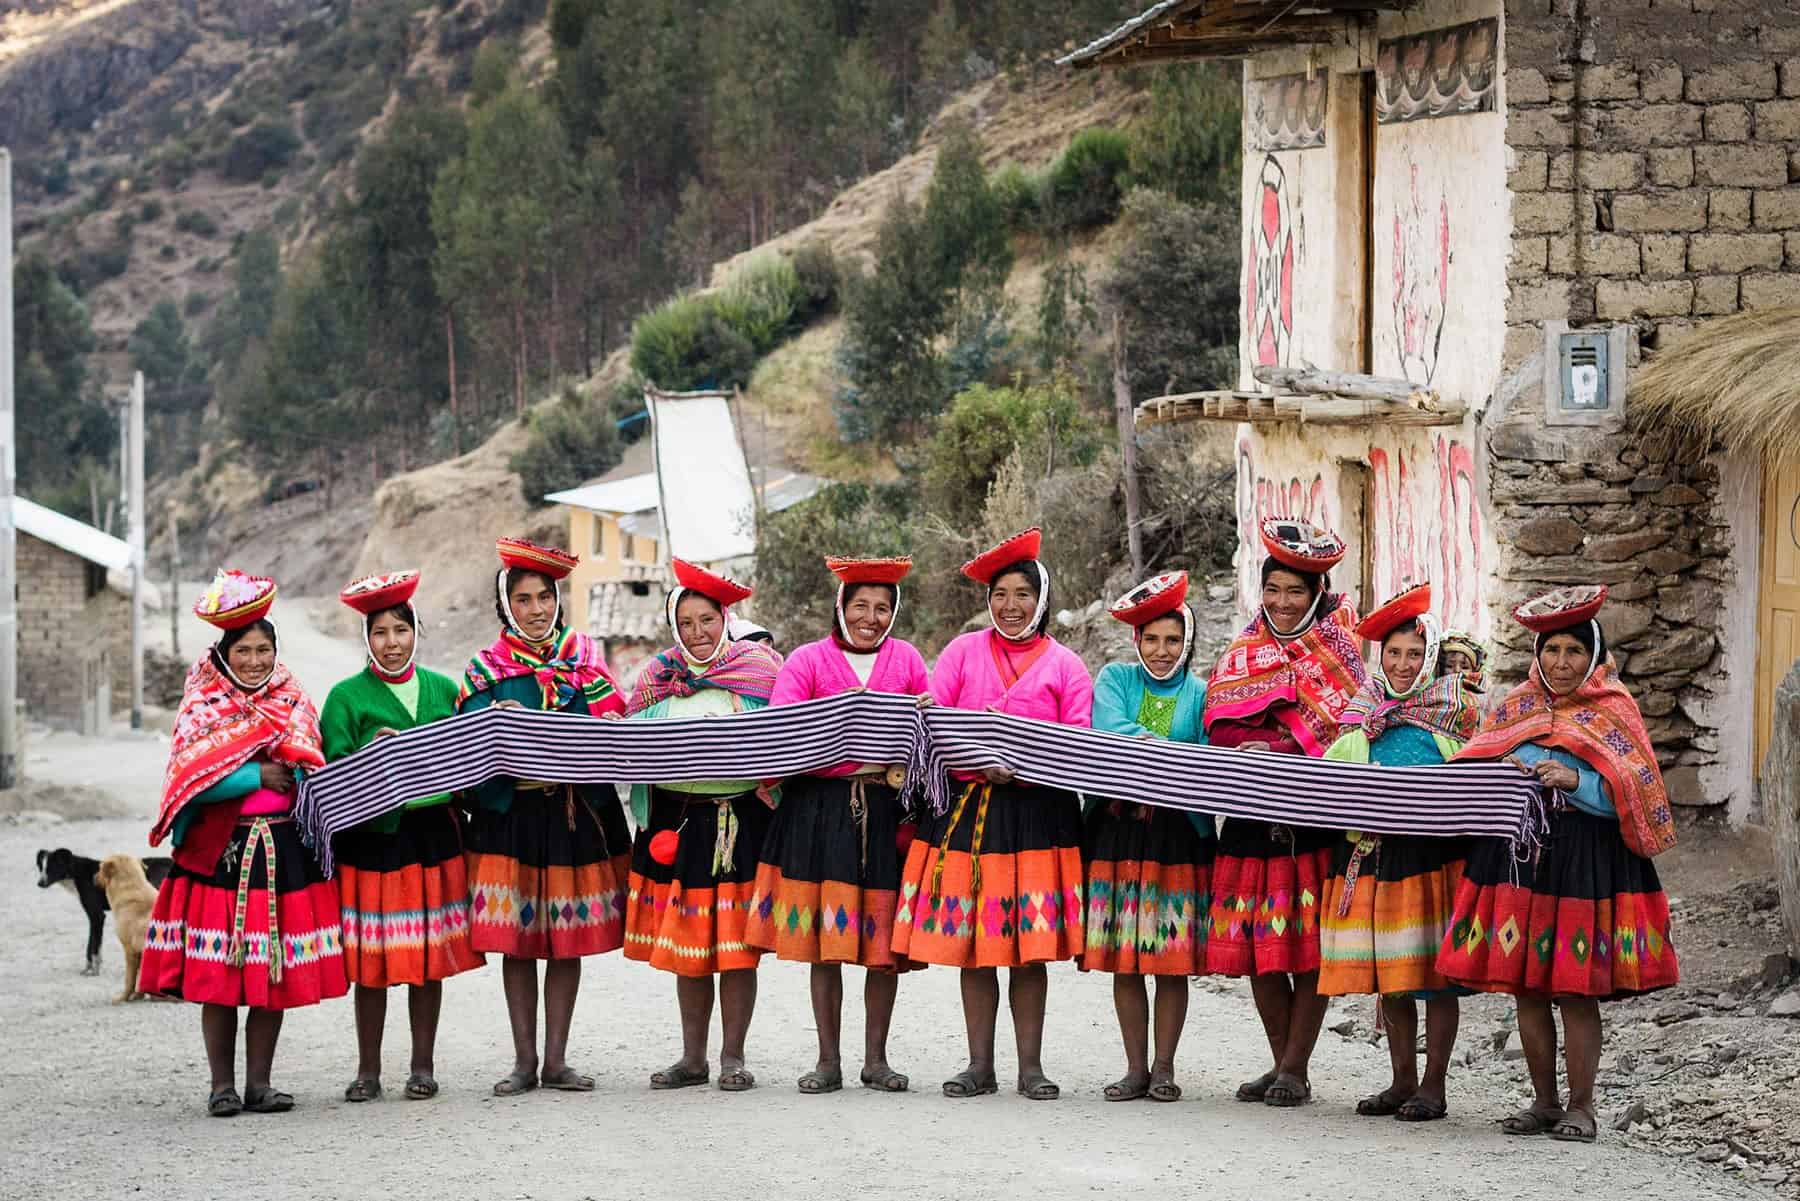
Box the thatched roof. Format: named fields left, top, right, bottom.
left=1630, top=307, right=1800, bottom=464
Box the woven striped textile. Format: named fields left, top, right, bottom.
left=296, top=692, right=1540, bottom=876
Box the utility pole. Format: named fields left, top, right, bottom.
left=167, top=505, right=180, bottom=659
left=0, top=149, right=16, bottom=787
left=1112, top=314, right=1145, bottom=581
left=128, top=371, right=145, bottom=730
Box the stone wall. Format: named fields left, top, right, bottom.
left=1491, top=0, right=1800, bottom=813
left=17, top=534, right=130, bottom=729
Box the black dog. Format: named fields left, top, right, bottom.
left=36, top=848, right=173, bottom=975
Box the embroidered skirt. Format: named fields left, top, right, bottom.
left=465, top=785, right=631, bottom=960
left=1205, top=819, right=1334, bottom=978
left=892, top=779, right=1084, bottom=969
left=625, top=788, right=772, bottom=976
left=745, top=774, right=911, bottom=968
left=1437, top=808, right=1679, bottom=1000
left=140, top=817, right=349, bottom=1009
left=334, top=805, right=482, bottom=987
left=1318, top=832, right=1466, bottom=997
left=1080, top=801, right=1213, bottom=976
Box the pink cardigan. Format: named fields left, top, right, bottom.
left=768, top=636, right=931, bottom=776
left=931, top=629, right=1093, bottom=726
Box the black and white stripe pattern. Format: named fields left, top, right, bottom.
left=295, top=691, right=1539, bottom=876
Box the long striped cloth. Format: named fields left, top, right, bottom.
left=295, top=691, right=1541, bottom=876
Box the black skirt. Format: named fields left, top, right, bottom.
left=630, top=787, right=774, bottom=890
left=334, top=804, right=465, bottom=875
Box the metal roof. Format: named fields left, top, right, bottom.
left=14, top=496, right=132, bottom=572
left=543, top=472, right=661, bottom=515
left=1058, top=0, right=1386, bottom=67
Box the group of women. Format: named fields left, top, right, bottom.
left=138, top=519, right=1680, bottom=1144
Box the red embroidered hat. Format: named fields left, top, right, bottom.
left=194, top=569, right=277, bottom=630
left=824, top=556, right=913, bottom=586
left=1109, top=571, right=1189, bottom=627
left=1260, top=516, right=1346, bottom=573
left=961, top=527, right=1042, bottom=585
left=497, top=537, right=578, bottom=580
left=1513, top=584, right=1608, bottom=634
left=1355, top=581, right=1432, bottom=643
left=673, top=557, right=753, bottom=607
left=339, top=569, right=420, bottom=616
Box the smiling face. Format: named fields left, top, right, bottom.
left=1261, top=568, right=1318, bottom=635
left=840, top=583, right=895, bottom=652
left=988, top=568, right=1040, bottom=640
left=1380, top=625, right=1429, bottom=695
left=1137, top=613, right=1187, bottom=679
left=226, top=627, right=276, bottom=688
left=367, top=608, right=416, bottom=674
left=507, top=572, right=560, bottom=642
left=1537, top=631, right=1594, bottom=695
left=676, top=592, right=725, bottom=660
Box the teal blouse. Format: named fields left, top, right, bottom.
left=1512, top=741, right=1615, bottom=820
left=1090, top=660, right=1212, bottom=838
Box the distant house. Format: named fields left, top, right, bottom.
left=13, top=497, right=143, bottom=733
left=545, top=387, right=824, bottom=682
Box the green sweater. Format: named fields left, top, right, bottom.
left=320, top=665, right=460, bottom=834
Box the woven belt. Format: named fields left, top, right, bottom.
left=228, top=816, right=282, bottom=984
left=931, top=780, right=994, bottom=900
left=1336, top=834, right=1380, bottom=917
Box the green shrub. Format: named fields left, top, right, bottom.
left=717, top=258, right=799, bottom=355
left=174, top=209, right=220, bottom=237
left=630, top=256, right=825, bottom=391
left=159, top=244, right=178, bottom=260
left=221, top=119, right=303, bottom=183
left=510, top=385, right=624, bottom=505
left=1129, top=64, right=1242, bottom=208
left=788, top=241, right=840, bottom=317
left=184, top=292, right=211, bottom=317
left=921, top=376, right=1100, bottom=527
left=1102, top=188, right=1240, bottom=398
left=138, top=200, right=164, bottom=223
left=1042, top=127, right=1132, bottom=231
left=990, top=162, right=1042, bottom=232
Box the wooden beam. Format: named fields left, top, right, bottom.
left=1133, top=389, right=1467, bottom=429
left=1252, top=365, right=1443, bottom=409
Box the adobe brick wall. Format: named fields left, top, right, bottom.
left=1491, top=0, right=1800, bottom=809
left=17, top=533, right=131, bottom=728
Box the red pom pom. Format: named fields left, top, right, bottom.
left=894, top=822, right=917, bottom=856
left=649, top=829, right=680, bottom=866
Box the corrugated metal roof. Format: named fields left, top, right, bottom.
left=543, top=472, right=661, bottom=514
left=14, top=496, right=132, bottom=572
left=1056, top=0, right=1188, bottom=65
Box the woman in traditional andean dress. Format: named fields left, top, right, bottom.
left=624, top=559, right=785, bottom=1092
left=140, top=570, right=348, bottom=1116
left=1317, top=583, right=1481, bottom=1123
left=1202, top=518, right=1367, bottom=1108
left=458, top=538, right=632, bottom=1096
left=322, top=570, right=480, bottom=1102
left=1083, top=570, right=1214, bottom=1103
left=892, top=528, right=1091, bottom=1101
left=745, top=555, right=930, bottom=1094
left=1438, top=584, right=1680, bottom=1144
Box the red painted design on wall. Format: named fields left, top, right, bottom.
left=1391, top=156, right=1450, bottom=385
left=1246, top=155, right=1297, bottom=368
left=1235, top=431, right=1332, bottom=599
left=1366, top=436, right=1483, bottom=629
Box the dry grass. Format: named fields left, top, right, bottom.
left=1630, top=306, right=1800, bottom=463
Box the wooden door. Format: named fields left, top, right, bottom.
left=1758, top=456, right=1800, bottom=767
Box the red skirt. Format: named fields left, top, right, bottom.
left=1205, top=819, right=1333, bottom=977
left=465, top=786, right=632, bottom=960
left=140, top=816, right=349, bottom=1010
left=892, top=779, right=1084, bottom=969
left=625, top=788, right=771, bottom=976
left=1080, top=800, right=1214, bottom=976
left=1438, top=808, right=1678, bottom=999
left=335, top=805, right=483, bottom=987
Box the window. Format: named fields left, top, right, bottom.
left=590, top=516, right=606, bottom=559
left=83, top=562, right=106, bottom=600
left=621, top=533, right=636, bottom=562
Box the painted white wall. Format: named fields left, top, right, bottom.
left=1707, top=452, right=1763, bottom=823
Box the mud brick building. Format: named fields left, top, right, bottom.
left=13, top=497, right=136, bottom=732
left=1066, top=0, right=1800, bottom=820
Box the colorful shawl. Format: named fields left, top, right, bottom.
left=152, top=655, right=324, bottom=846
left=1338, top=674, right=1481, bottom=745
left=460, top=627, right=623, bottom=716
left=1203, top=595, right=1367, bottom=756
left=626, top=639, right=784, bottom=715
left=1455, top=658, right=1676, bottom=859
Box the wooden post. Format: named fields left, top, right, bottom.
left=128, top=371, right=145, bottom=730
left=0, top=149, right=16, bottom=786
left=167, top=505, right=180, bottom=660
left=1112, top=314, right=1145, bottom=580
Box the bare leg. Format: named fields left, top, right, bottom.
left=202, top=1003, right=239, bottom=1091
left=407, top=981, right=442, bottom=1078
left=541, top=958, right=582, bottom=1078
left=1418, top=995, right=1460, bottom=1107
left=1516, top=995, right=1562, bottom=1112
left=243, top=1007, right=285, bottom=1091
left=810, top=963, right=844, bottom=1075
left=1380, top=995, right=1421, bottom=1098
left=862, top=969, right=900, bottom=1079
left=1150, top=974, right=1189, bottom=1085
left=352, top=984, right=387, bottom=1082
left=957, top=967, right=1000, bottom=1083
left=500, top=956, right=541, bottom=1080
left=1276, top=970, right=1328, bottom=1086
left=1009, top=963, right=1053, bottom=1092
left=1248, top=973, right=1295, bottom=1070
left=1109, top=973, right=1152, bottom=1093
left=1559, top=997, right=1603, bottom=1121
left=674, top=974, right=715, bottom=1071
left=718, top=968, right=758, bottom=1072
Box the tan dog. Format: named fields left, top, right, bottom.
left=95, top=855, right=158, bottom=1003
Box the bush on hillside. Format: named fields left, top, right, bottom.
left=1103, top=188, right=1239, bottom=398
left=221, top=119, right=303, bottom=183
left=511, top=385, right=623, bottom=506
left=923, top=124, right=1012, bottom=292
left=921, top=376, right=1100, bottom=528
left=174, top=208, right=220, bottom=237
left=1042, top=127, right=1132, bottom=232
left=629, top=256, right=823, bottom=391
left=751, top=481, right=921, bottom=647
left=990, top=162, right=1042, bottom=232
left=788, top=241, right=840, bottom=317
left=1129, top=65, right=1242, bottom=209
